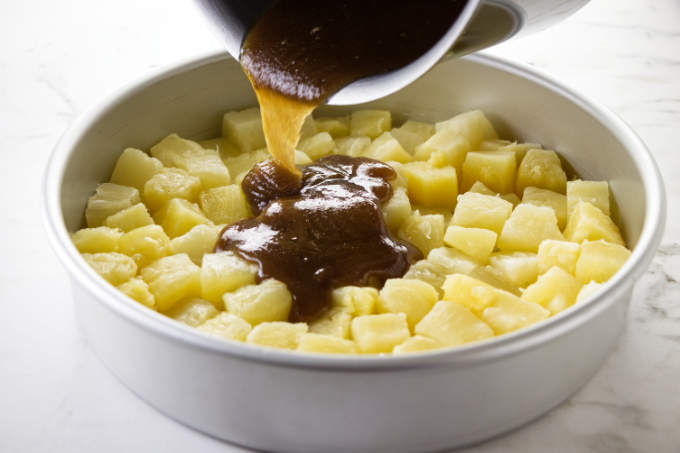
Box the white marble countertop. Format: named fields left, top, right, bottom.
left=1, top=0, right=678, bottom=451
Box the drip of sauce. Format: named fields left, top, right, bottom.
left=216, top=156, right=421, bottom=321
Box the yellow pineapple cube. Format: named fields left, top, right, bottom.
left=398, top=211, right=445, bottom=256
left=471, top=265, right=521, bottom=295
left=415, top=301, right=494, bottom=347
left=563, top=202, right=624, bottom=245
left=451, top=192, right=513, bottom=234
left=143, top=168, right=201, bottom=211
left=199, top=184, right=251, bottom=225
left=298, top=132, right=335, bottom=160
left=441, top=273, right=498, bottom=312
left=199, top=137, right=240, bottom=158
left=117, top=277, right=155, bottom=309
left=110, top=148, right=163, bottom=191
left=576, top=281, right=603, bottom=303
left=413, top=206, right=453, bottom=225
left=86, top=183, right=141, bottom=227
left=200, top=252, right=258, bottom=306
left=516, top=149, right=566, bottom=195
left=166, top=298, right=218, bottom=326
left=443, top=225, right=497, bottom=263
left=169, top=224, right=221, bottom=264
left=567, top=180, right=610, bottom=216
left=488, top=252, right=539, bottom=288
left=377, top=278, right=438, bottom=330
left=331, top=286, right=378, bottom=316
left=403, top=260, right=447, bottom=293
left=522, top=186, right=567, bottom=229
left=350, top=313, right=410, bottom=353
left=149, top=133, right=201, bottom=167
left=300, top=114, right=318, bottom=139
left=246, top=322, right=308, bottom=350
left=480, top=294, right=550, bottom=335
left=461, top=150, right=516, bottom=194
left=297, top=333, right=358, bottom=354
left=104, top=203, right=154, bottom=232
left=392, top=335, right=441, bottom=354
left=350, top=110, right=391, bottom=138
left=314, top=116, right=349, bottom=138
left=498, top=142, right=542, bottom=164
left=522, top=266, right=582, bottom=314
left=500, top=193, right=521, bottom=206
left=309, top=307, right=353, bottom=338
left=382, top=187, right=412, bottom=231
left=223, top=148, right=271, bottom=182
left=222, top=107, right=266, bottom=151
left=498, top=204, right=564, bottom=253
left=223, top=279, right=292, bottom=325
left=294, top=150, right=312, bottom=165
left=363, top=132, right=413, bottom=163
left=82, top=252, right=137, bottom=286
left=427, top=246, right=478, bottom=275
left=391, top=120, right=435, bottom=153
left=468, top=181, right=495, bottom=195
left=413, top=130, right=470, bottom=170
left=575, top=240, right=631, bottom=283
left=479, top=139, right=512, bottom=150
left=399, top=161, right=457, bottom=208
left=118, top=224, right=170, bottom=268
left=435, top=110, right=498, bottom=149
left=334, top=136, right=370, bottom=157
left=140, top=253, right=201, bottom=311
left=72, top=226, right=122, bottom=253
left=537, top=239, right=581, bottom=274
left=197, top=312, right=252, bottom=342
left=153, top=198, right=211, bottom=238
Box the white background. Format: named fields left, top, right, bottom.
left=1, top=0, right=679, bottom=451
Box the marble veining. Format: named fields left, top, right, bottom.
left=1, top=0, right=679, bottom=452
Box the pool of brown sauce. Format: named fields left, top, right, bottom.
left=217, top=0, right=467, bottom=321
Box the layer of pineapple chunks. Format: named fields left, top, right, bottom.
left=74, top=107, right=634, bottom=356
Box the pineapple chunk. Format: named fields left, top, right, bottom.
left=500, top=193, right=521, bottom=206
left=451, top=192, right=512, bottom=234
left=516, top=149, right=567, bottom=195
left=497, top=204, right=564, bottom=253
left=399, top=161, right=457, bottom=208
left=82, top=252, right=137, bottom=286
left=223, top=148, right=271, bottom=182
left=166, top=298, right=218, bottom=326
left=435, top=110, right=498, bottom=149
left=563, top=202, right=624, bottom=245
left=72, top=226, right=122, bottom=253
left=153, top=198, right=211, bottom=238
left=403, top=260, right=448, bottom=293
left=118, top=224, right=170, bottom=268
left=309, top=307, right=353, bottom=339
left=300, top=114, right=318, bottom=139
left=576, top=281, right=603, bottom=303
left=382, top=187, right=412, bottom=231
left=443, top=225, right=497, bottom=263
left=223, top=279, right=292, bottom=325
left=393, top=335, right=441, bottom=354
left=480, top=294, right=550, bottom=335
left=86, top=183, right=141, bottom=227
left=522, top=267, right=582, bottom=314
left=350, top=110, right=391, bottom=138
left=104, top=203, right=154, bottom=232
left=201, top=252, right=258, bottom=306
left=468, top=181, right=495, bottom=195
left=334, top=136, right=370, bottom=157
left=169, top=224, right=221, bottom=265
left=498, top=142, right=542, bottom=163
left=479, top=139, right=512, bottom=150
left=363, top=132, right=413, bottom=163
left=199, top=184, right=251, bottom=225
left=461, top=151, right=516, bottom=194
left=567, top=180, right=610, bottom=216
left=377, top=279, right=438, bottom=330
left=575, top=240, right=631, bottom=283
left=350, top=313, right=410, bottom=354
left=199, top=136, right=240, bottom=158
left=140, top=253, right=201, bottom=311
left=390, top=122, right=432, bottom=154
left=294, top=150, right=312, bottom=165
left=413, top=129, right=470, bottom=169
left=331, top=286, right=378, bottom=316
left=149, top=133, right=200, bottom=167
left=398, top=211, right=445, bottom=256
left=537, top=239, right=581, bottom=274
left=143, top=168, right=201, bottom=211
left=298, top=132, right=335, bottom=160
left=197, top=312, right=252, bottom=342
left=427, top=246, right=479, bottom=275
left=222, top=107, right=266, bottom=151
left=246, top=322, right=308, bottom=350
left=314, top=116, right=349, bottom=138
left=297, top=333, right=358, bottom=354
left=415, top=301, right=494, bottom=347
left=414, top=206, right=454, bottom=225
left=110, top=148, right=163, bottom=191
left=441, top=273, right=499, bottom=312
left=488, top=252, right=539, bottom=288
left=117, top=277, right=155, bottom=309
left=396, top=120, right=435, bottom=141
left=522, top=187, right=567, bottom=229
